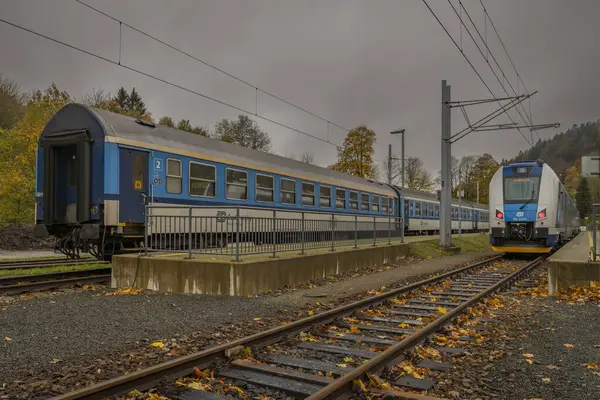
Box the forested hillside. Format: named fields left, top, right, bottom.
left=507, top=121, right=600, bottom=218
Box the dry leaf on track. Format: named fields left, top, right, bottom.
left=563, top=343, right=574, bottom=348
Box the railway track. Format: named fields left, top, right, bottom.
left=0, top=257, right=108, bottom=271
left=51, top=255, right=543, bottom=400
left=0, top=268, right=111, bottom=295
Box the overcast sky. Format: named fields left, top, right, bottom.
left=1, top=0, right=599, bottom=176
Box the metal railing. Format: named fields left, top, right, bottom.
left=144, top=205, right=404, bottom=261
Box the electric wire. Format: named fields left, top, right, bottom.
left=0, top=17, right=343, bottom=148
left=420, top=0, right=532, bottom=146
left=75, top=0, right=351, bottom=134
left=456, top=1, right=540, bottom=142
left=446, top=0, right=537, bottom=144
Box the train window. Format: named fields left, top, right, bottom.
left=381, top=197, right=388, bottom=213
left=320, top=186, right=331, bottom=208
left=336, top=189, right=346, bottom=209
left=373, top=195, right=380, bottom=212
left=302, top=182, right=315, bottom=206
left=451, top=207, right=456, bottom=218
left=189, top=162, right=216, bottom=197
left=68, top=153, right=77, bottom=187
left=349, top=191, right=359, bottom=210
left=280, top=178, right=296, bottom=204
left=361, top=193, right=369, bottom=211
left=166, top=158, right=182, bottom=194
left=256, top=174, right=274, bottom=203
left=409, top=201, right=414, bottom=216
left=415, top=202, right=421, bottom=217
left=435, top=204, right=439, bottom=217
left=226, top=168, right=248, bottom=200
left=389, top=198, right=394, bottom=214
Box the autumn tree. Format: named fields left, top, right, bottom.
left=329, top=125, right=376, bottom=179
left=0, top=73, right=25, bottom=130
left=158, top=116, right=175, bottom=128
left=213, top=115, right=271, bottom=151
left=176, top=119, right=208, bottom=136
left=0, top=84, right=72, bottom=222
left=404, top=158, right=435, bottom=192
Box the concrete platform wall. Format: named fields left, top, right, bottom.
left=112, top=240, right=431, bottom=296
left=547, top=231, right=600, bottom=295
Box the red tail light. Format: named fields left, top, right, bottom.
left=538, top=209, right=546, bottom=219
left=496, top=210, right=504, bottom=219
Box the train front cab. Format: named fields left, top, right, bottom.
left=489, top=163, right=554, bottom=254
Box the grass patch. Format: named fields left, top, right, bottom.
left=408, top=234, right=491, bottom=259
left=453, top=234, right=491, bottom=252
left=0, top=263, right=109, bottom=277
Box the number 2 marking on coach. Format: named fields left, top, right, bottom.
left=154, top=159, right=163, bottom=171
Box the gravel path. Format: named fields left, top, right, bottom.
left=0, top=251, right=493, bottom=396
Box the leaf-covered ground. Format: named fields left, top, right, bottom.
left=428, top=269, right=600, bottom=400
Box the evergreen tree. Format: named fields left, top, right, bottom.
left=576, top=178, right=591, bottom=219
left=128, top=87, right=147, bottom=115
left=114, top=87, right=129, bottom=110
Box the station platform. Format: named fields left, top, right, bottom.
left=111, top=233, right=482, bottom=296
left=547, top=230, right=600, bottom=295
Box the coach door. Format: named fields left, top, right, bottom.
left=119, top=148, right=149, bottom=224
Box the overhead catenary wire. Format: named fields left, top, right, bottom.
left=480, top=0, right=531, bottom=104
left=420, top=0, right=532, bottom=147
left=75, top=0, right=351, bottom=135
left=0, top=17, right=343, bottom=148
left=455, top=1, right=538, bottom=142
left=446, top=0, right=539, bottom=143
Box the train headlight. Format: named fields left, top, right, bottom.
left=495, top=210, right=504, bottom=220
left=537, top=209, right=547, bottom=219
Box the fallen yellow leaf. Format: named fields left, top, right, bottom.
left=542, top=377, right=551, bottom=383
left=584, top=363, right=598, bottom=370
left=308, top=310, right=314, bottom=316
left=4, top=337, right=12, bottom=341
left=151, top=341, right=165, bottom=348
left=253, top=317, right=261, bottom=321
left=523, top=353, right=535, bottom=358
left=563, top=343, right=574, bottom=348
left=526, top=359, right=534, bottom=365
left=437, top=306, right=448, bottom=315
left=343, top=357, right=354, bottom=363
left=337, top=363, right=348, bottom=368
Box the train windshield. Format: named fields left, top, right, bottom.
left=504, top=177, right=540, bottom=204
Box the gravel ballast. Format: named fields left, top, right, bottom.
left=429, top=271, right=600, bottom=400
left=0, top=252, right=493, bottom=397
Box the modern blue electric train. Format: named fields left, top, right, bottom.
left=34, top=104, right=489, bottom=258
left=488, top=161, right=580, bottom=253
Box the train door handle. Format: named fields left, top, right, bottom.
left=141, top=193, right=147, bottom=204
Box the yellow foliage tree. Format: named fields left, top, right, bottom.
left=329, top=125, right=377, bottom=179
left=0, top=84, right=71, bottom=223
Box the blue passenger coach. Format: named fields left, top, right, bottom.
left=34, top=104, right=402, bottom=258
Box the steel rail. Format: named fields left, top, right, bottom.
left=306, top=256, right=544, bottom=400
left=0, top=258, right=106, bottom=270
left=0, top=268, right=112, bottom=295
left=51, top=255, right=502, bottom=400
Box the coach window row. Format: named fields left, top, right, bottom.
left=165, top=160, right=392, bottom=213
